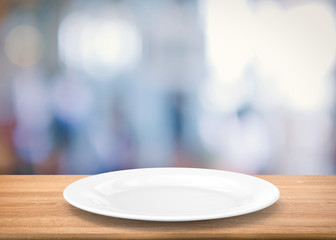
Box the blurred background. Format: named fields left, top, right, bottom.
left=0, top=0, right=336, bottom=174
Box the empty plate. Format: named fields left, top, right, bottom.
left=63, top=168, right=279, bottom=221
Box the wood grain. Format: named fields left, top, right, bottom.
left=0, top=175, right=335, bottom=239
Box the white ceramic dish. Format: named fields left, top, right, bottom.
left=63, top=168, right=279, bottom=221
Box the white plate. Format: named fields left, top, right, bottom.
left=63, top=168, right=279, bottom=221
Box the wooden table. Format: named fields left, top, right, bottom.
left=0, top=175, right=335, bottom=239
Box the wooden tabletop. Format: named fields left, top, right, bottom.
left=0, top=175, right=335, bottom=239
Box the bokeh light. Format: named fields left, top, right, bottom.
left=58, top=11, right=142, bottom=80
left=5, top=24, right=43, bottom=67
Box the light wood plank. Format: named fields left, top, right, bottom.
left=0, top=175, right=335, bottom=239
